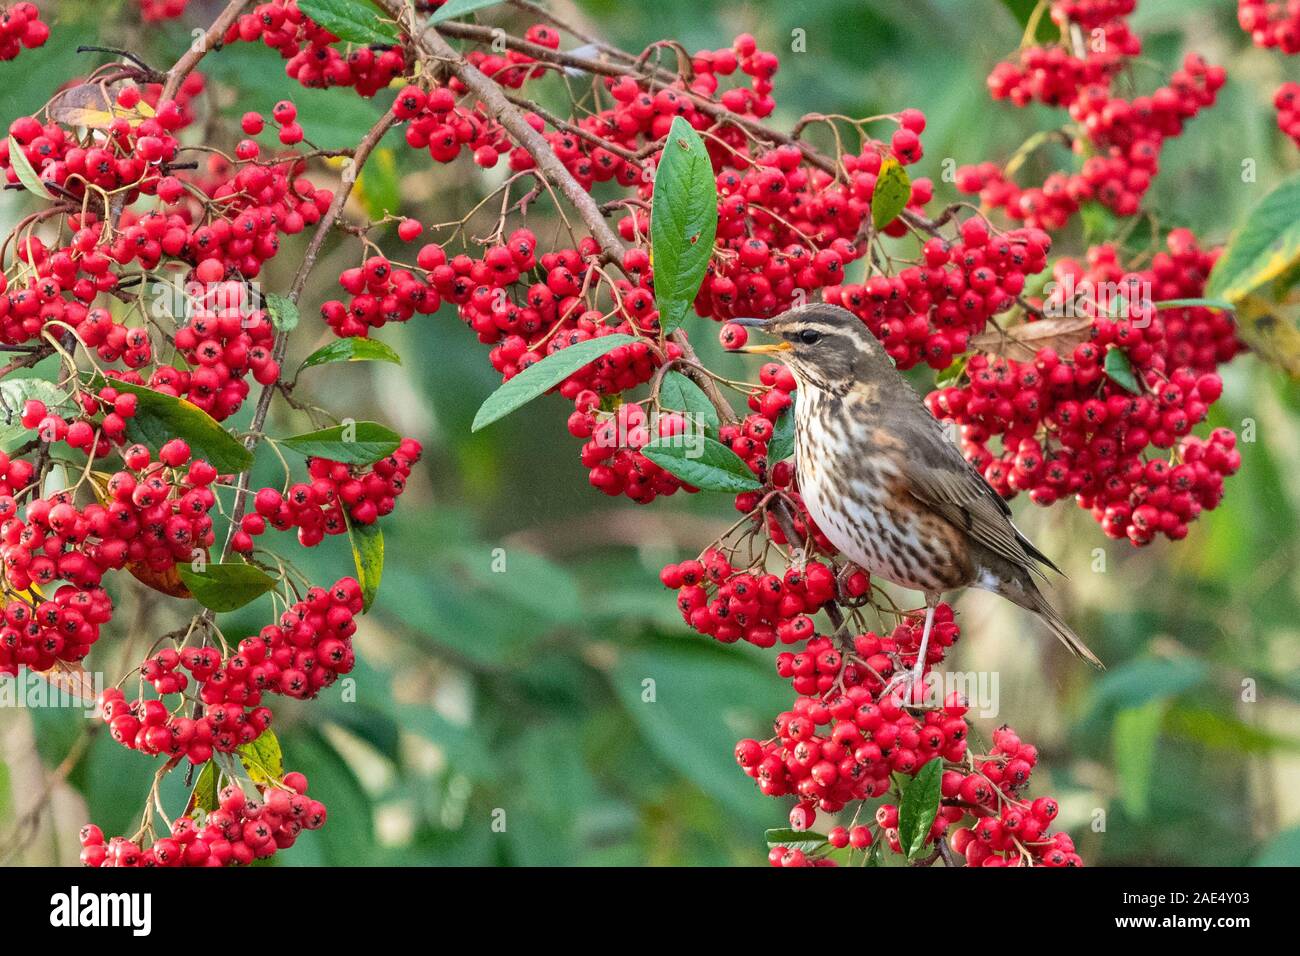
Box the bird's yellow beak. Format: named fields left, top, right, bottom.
left=731, top=318, right=790, bottom=354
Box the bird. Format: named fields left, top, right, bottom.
left=734, top=303, right=1102, bottom=685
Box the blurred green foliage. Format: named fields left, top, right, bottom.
left=1, top=0, right=1298, bottom=867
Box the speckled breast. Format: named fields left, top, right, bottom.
left=794, top=386, right=972, bottom=594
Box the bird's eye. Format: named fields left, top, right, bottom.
left=798, top=328, right=822, bottom=345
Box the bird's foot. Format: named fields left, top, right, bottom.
left=881, top=664, right=930, bottom=707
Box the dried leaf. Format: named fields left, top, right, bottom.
left=48, top=83, right=154, bottom=129
left=968, top=315, right=1093, bottom=362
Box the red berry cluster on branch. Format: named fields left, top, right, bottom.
left=98, top=577, right=362, bottom=765
left=827, top=220, right=1052, bottom=369
left=1238, top=0, right=1300, bottom=52
left=234, top=441, right=422, bottom=551
left=987, top=17, right=1138, bottom=107
left=745, top=607, right=1077, bottom=867
left=230, top=0, right=409, bottom=96
left=1237, top=2, right=1300, bottom=146
left=926, top=230, right=1240, bottom=545
left=79, top=771, right=325, bottom=867
left=963, top=0, right=1224, bottom=230
left=661, top=550, right=836, bottom=646
left=0, top=3, right=46, bottom=60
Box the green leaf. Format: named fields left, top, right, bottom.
left=1113, top=698, right=1165, bottom=820
left=264, top=291, right=299, bottom=332
left=934, top=353, right=969, bottom=387
left=471, top=333, right=640, bottom=431
left=429, top=0, right=506, bottom=24
left=1165, top=706, right=1300, bottom=754
left=356, top=146, right=400, bottom=219
left=608, top=639, right=793, bottom=821
left=280, top=421, right=401, bottom=465
left=1206, top=172, right=1300, bottom=303
left=641, top=436, right=762, bottom=492
left=238, top=729, right=284, bottom=786
left=1154, top=298, right=1235, bottom=311
left=765, top=828, right=829, bottom=854
left=299, top=336, right=402, bottom=372
left=1083, top=657, right=1209, bottom=721
left=347, top=517, right=383, bottom=611
left=871, top=158, right=912, bottom=230
left=84, top=376, right=254, bottom=472
left=297, top=0, right=399, bottom=44
left=651, top=115, right=718, bottom=334
left=190, top=760, right=220, bottom=813
left=1081, top=202, right=1119, bottom=245
left=766, top=403, right=795, bottom=467
left=657, top=370, right=719, bottom=434
left=6, top=135, right=53, bottom=200
left=176, top=562, right=277, bottom=612
left=1103, top=347, right=1141, bottom=394
left=897, top=757, right=943, bottom=860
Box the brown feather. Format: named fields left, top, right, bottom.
left=871, top=388, right=1061, bottom=579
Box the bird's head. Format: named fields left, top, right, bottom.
left=734, top=304, right=893, bottom=394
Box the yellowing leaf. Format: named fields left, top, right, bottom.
left=1235, top=294, right=1300, bottom=379
left=1206, top=172, right=1300, bottom=304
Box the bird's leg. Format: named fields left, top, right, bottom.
left=909, top=592, right=940, bottom=695
left=883, top=591, right=940, bottom=703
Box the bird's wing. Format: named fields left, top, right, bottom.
left=881, top=401, right=1062, bottom=577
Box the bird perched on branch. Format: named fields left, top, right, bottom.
left=735, top=304, right=1102, bottom=686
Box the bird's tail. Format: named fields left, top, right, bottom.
left=1025, top=587, right=1104, bottom=669
left=991, top=569, right=1105, bottom=669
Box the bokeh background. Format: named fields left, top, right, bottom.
left=1, top=0, right=1298, bottom=866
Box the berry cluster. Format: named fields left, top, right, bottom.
left=2, top=94, right=185, bottom=199
left=751, top=609, right=1077, bottom=867
left=825, top=220, right=1052, bottom=369
left=394, top=83, right=513, bottom=168
left=0, top=3, right=47, bottom=60
left=660, top=550, right=837, bottom=646
left=233, top=441, right=423, bottom=551
left=1238, top=0, right=1300, bottom=52
left=165, top=285, right=280, bottom=421
left=576, top=400, right=691, bottom=502
left=99, top=577, right=363, bottom=765
left=79, top=772, right=325, bottom=867
left=320, top=250, right=444, bottom=337
left=926, top=232, right=1240, bottom=544
left=965, top=0, right=1225, bottom=231
left=230, top=0, right=409, bottom=97
left=940, top=728, right=1083, bottom=866
left=987, top=17, right=1138, bottom=107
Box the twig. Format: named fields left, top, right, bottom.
left=217, top=109, right=399, bottom=562
left=159, top=0, right=256, bottom=102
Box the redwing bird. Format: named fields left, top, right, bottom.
left=736, top=304, right=1102, bottom=684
